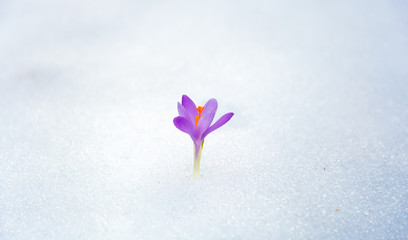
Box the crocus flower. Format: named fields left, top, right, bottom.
left=173, top=95, right=234, bottom=177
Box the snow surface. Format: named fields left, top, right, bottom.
left=1, top=0, right=407, bottom=239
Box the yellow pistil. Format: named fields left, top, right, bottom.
left=195, top=106, right=205, bottom=128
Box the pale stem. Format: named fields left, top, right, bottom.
left=194, top=140, right=204, bottom=177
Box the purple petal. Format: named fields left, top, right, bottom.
left=173, top=116, right=196, bottom=141
left=196, top=98, right=218, bottom=140
left=182, top=95, right=197, bottom=124
left=177, top=102, right=189, bottom=120
left=202, top=112, right=234, bottom=139
left=201, top=98, right=218, bottom=118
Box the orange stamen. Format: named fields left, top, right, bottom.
left=195, top=106, right=205, bottom=128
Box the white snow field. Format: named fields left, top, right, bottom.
left=1, top=0, right=407, bottom=239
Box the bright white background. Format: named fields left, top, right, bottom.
left=0, top=0, right=407, bottom=239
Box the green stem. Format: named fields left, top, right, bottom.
left=194, top=140, right=204, bottom=177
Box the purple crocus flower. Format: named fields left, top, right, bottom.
left=174, top=95, right=234, bottom=177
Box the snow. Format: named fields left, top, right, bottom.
left=1, top=0, right=407, bottom=239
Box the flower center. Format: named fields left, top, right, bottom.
left=195, top=106, right=205, bottom=128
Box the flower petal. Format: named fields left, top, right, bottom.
left=177, top=102, right=189, bottom=120
left=202, top=112, right=234, bottom=139
left=173, top=116, right=196, bottom=141
left=201, top=98, right=218, bottom=118
left=182, top=95, right=197, bottom=124
left=196, top=98, right=218, bottom=140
